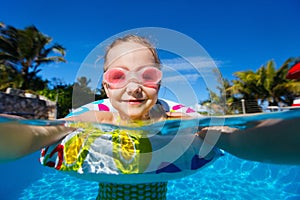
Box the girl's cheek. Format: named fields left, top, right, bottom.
left=109, top=89, right=124, bottom=99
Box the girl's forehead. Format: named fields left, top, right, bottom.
left=106, top=42, right=155, bottom=67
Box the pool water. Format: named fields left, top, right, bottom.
left=1, top=150, right=299, bottom=200
left=1, top=110, right=300, bottom=200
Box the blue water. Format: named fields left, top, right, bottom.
left=1, top=110, right=300, bottom=199
left=1, top=151, right=299, bottom=200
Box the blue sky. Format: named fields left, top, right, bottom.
left=1, top=0, right=300, bottom=102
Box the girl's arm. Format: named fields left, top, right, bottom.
left=0, top=116, right=74, bottom=163
left=198, top=118, right=300, bottom=165
left=0, top=111, right=115, bottom=163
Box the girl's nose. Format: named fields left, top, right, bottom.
left=125, top=81, right=142, bottom=95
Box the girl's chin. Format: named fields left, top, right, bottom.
left=120, top=111, right=149, bottom=121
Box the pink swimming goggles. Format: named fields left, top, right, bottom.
left=103, top=66, right=162, bottom=89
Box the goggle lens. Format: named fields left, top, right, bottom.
left=104, top=67, right=162, bottom=89
left=106, top=69, right=126, bottom=84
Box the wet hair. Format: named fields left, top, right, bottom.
left=103, top=35, right=161, bottom=71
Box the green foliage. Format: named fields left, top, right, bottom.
left=36, top=77, right=107, bottom=118
left=0, top=23, right=66, bottom=91
left=37, top=84, right=73, bottom=118
left=0, top=23, right=70, bottom=118
left=202, top=57, right=300, bottom=114
left=228, top=58, right=300, bottom=109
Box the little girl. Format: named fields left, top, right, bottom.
left=66, top=35, right=191, bottom=199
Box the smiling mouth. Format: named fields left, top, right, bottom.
left=123, top=99, right=146, bottom=104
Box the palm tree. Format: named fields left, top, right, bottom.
left=271, top=57, right=300, bottom=105
left=0, top=23, right=66, bottom=90
left=229, top=58, right=300, bottom=109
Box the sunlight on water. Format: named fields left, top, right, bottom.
left=17, top=154, right=300, bottom=200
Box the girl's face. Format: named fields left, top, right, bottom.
left=103, top=42, right=160, bottom=121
